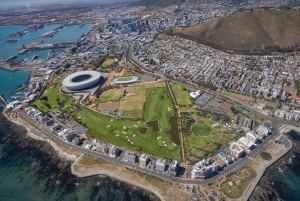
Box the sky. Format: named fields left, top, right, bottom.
left=0, top=0, right=135, bottom=7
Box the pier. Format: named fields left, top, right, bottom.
left=0, top=95, right=8, bottom=105
left=21, top=42, right=75, bottom=51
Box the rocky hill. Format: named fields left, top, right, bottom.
left=165, top=9, right=300, bottom=55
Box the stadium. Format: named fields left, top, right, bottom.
left=112, top=76, right=139, bottom=84
left=62, top=71, right=102, bottom=91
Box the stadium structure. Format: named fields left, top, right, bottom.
left=62, top=71, right=102, bottom=92
left=112, top=76, right=139, bottom=84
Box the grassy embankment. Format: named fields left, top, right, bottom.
left=32, top=83, right=75, bottom=113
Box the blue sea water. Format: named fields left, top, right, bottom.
left=0, top=68, right=30, bottom=106
left=0, top=111, right=158, bottom=201
left=0, top=24, right=93, bottom=61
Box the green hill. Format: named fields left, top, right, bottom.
left=165, top=9, right=300, bottom=55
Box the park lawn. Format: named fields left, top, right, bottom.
left=170, top=83, right=192, bottom=106
left=101, top=58, right=115, bottom=68
left=32, top=83, right=75, bottom=113
left=99, top=89, right=123, bottom=102
left=190, top=148, right=207, bottom=158
left=145, top=87, right=174, bottom=130
left=192, top=123, right=212, bottom=136
left=117, top=76, right=133, bottom=82
left=74, top=107, right=180, bottom=161
left=223, top=91, right=254, bottom=102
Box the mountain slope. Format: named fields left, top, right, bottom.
left=165, top=9, right=300, bottom=55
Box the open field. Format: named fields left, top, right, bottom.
left=32, top=83, right=75, bottom=113
left=223, top=91, right=254, bottom=102
left=101, top=58, right=115, bottom=68
left=73, top=107, right=180, bottom=160
left=170, top=83, right=192, bottom=106
left=99, top=89, right=124, bottom=102
left=119, top=81, right=167, bottom=120
left=220, top=166, right=256, bottom=199
left=256, top=99, right=279, bottom=110
left=192, top=123, right=212, bottom=136
left=145, top=87, right=174, bottom=130
left=96, top=102, right=119, bottom=111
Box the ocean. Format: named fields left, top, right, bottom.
left=0, top=24, right=93, bottom=61
left=0, top=25, right=159, bottom=201
left=0, top=108, right=158, bottom=201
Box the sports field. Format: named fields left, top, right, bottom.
left=32, top=83, right=75, bottom=113
left=74, top=107, right=180, bottom=160
left=101, top=58, right=115, bottom=68
left=170, top=83, right=192, bottom=106
left=117, top=77, right=133, bottom=82
left=119, top=81, right=166, bottom=119
left=99, top=89, right=124, bottom=102
left=145, top=87, right=174, bottom=130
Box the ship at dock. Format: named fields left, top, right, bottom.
left=4, top=55, right=18, bottom=62
left=31, top=55, right=38, bottom=60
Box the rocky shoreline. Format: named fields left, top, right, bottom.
left=249, top=130, right=300, bottom=201
left=0, top=109, right=160, bottom=201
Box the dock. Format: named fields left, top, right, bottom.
left=0, top=95, right=8, bottom=105
left=21, top=42, right=75, bottom=51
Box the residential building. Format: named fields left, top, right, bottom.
left=123, top=151, right=137, bottom=163
left=229, top=142, right=244, bottom=158
left=155, top=159, right=166, bottom=172
left=139, top=154, right=149, bottom=167
left=218, top=152, right=233, bottom=165
left=169, top=160, right=179, bottom=176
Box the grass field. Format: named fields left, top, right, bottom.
left=99, top=89, right=123, bottom=102
left=184, top=111, right=237, bottom=162
left=119, top=81, right=166, bottom=119
left=32, top=83, right=75, bottom=113
left=145, top=87, right=174, bottom=130
left=170, top=83, right=192, bottom=106
left=223, top=91, right=254, bottom=102
left=192, top=123, right=212, bottom=136
left=74, top=107, right=180, bottom=160
left=101, top=58, right=115, bottom=68
left=221, top=166, right=256, bottom=199
left=117, top=77, right=133, bottom=82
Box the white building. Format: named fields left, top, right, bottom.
left=169, top=160, right=179, bottom=176
left=229, top=142, right=244, bottom=158
left=256, top=123, right=272, bottom=137
left=109, top=146, right=120, bottom=158
left=139, top=154, right=149, bottom=167
left=245, top=132, right=259, bottom=144
left=238, top=137, right=255, bottom=150
left=189, top=91, right=201, bottom=99
left=123, top=151, right=137, bottom=163
left=155, top=159, right=166, bottom=172
left=191, top=159, right=219, bottom=179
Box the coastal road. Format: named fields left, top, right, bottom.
left=19, top=110, right=288, bottom=186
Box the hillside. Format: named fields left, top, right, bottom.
left=165, top=9, right=300, bottom=55
left=132, top=0, right=215, bottom=8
